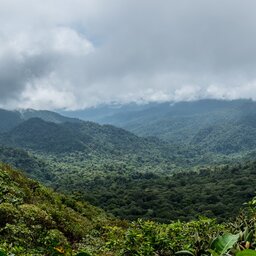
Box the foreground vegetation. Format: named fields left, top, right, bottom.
left=0, top=163, right=110, bottom=255
left=2, top=163, right=256, bottom=255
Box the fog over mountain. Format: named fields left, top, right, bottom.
left=1, top=0, right=256, bottom=110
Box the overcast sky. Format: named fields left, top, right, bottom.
left=1, top=0, right=256, bottom=109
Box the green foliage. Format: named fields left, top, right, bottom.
left=0, top=163, right=109, bottom=255
left=82, top=99, right=256, bottom=155
left=2, top=163, right=256, bottom=255
left=2, top=142, right=256, bottom=223
left=48, top=160, right=256, bottom=222
left=0, top=145, right=54, bottom=182
left=104, top=217, right=226, bottom=256
left=210, top=234, right=239, bottom=256
left=0, top=108, right=79, bottom=133
left=100, top=197, right=256, bottom=255
left=236, top=250, right=256, bottom=256
left=0, top=250, right=7, bottom=256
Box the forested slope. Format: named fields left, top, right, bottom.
left=0, top=163, right=110, bottom=255
left=0, top=115, right=256, bottom=223
left=0, top=108, right=80, bottom=132
left=67, top=99, right=256, bottom=155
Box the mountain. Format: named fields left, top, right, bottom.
left=191, top=120, right=256, bottom=154
left=0, top=117, right=187, bottom=163
left=19, top=108, right=81, bottom=124
left=0, top=108, right=81, bottom=133
left=58, top=102, right=155, bottom=123
left=0, top=118, right=85, bottom=153
left=0, top=145, right=54, bottom=182
left=0, top=109, right=23, bottom=132
left=4, top=99, right=256, bottom=156
left=61, top=99, right=256, bottom=154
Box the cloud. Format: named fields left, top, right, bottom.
left=1, top=0, right=256, bottom=109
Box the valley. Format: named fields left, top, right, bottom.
left=1, top=100, right=256, bottom=255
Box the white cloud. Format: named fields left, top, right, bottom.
left=1, top=0, right=256, bottom=109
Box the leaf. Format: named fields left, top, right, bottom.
left=236, top=250, right=256, bottom=256
left=208, top=249, right=220, bottom=256
left=211, top=233, right=239, bottom=256
left=175, top=250, right=195, bottom=256
left=0, top=251, right=7, bottom=256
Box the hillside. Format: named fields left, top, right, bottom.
left=0, top=145, right=54, bottom=182
left=0, top=117, right=189, bottom=163
left=0, top=109, right=22, bottom=132
left=63, top=99, right=256, bottom=155
left=19, top=109, right=81, bottom=124
left=191, top=120, right=256, bottom=154
left=0, top=108, right=80, bottom=132
left=0, top=118, right=85, bottom=153
left=0, top=163, right=110, bottom=255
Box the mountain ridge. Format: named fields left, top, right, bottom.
left=0, top=108, right=81, bottom=133
left=59, top=99, right=256, bottom=155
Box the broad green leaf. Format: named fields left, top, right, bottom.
left=211, top=233, right=239, bottom=256
left=0, top=251, right=7, bottom=256
left=236, top=250, right=256, bottom=256
left=208, top=249, right=220, bottom=256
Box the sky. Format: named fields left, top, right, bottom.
left=1, top=0, right=256, bottom=110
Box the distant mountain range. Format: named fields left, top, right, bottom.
left=60, top=99, right=256, bottom=154
left=2, top=99, right=256, bottom=157
left=0, top=117, right=180, bottom=161
left=0, top=108, right=80, bottom=132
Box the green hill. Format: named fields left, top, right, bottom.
left=191, top=120, right=256, bottom=154
left=0, top=117, right=188, bottom=164
left=2, top=106, right=256, bottom=255
left=19, top=109, right=81, bottom=124
left=65, top=99, right=256, bottom=155
left=0, top=108, right=80, bottom=133
left=0, top=145, right=53, bottom=182
left=0, top=118, right=85, bottom=153
left=0, top=163, right=110, bottom=255
left=0, top=109, right=22, bottom=132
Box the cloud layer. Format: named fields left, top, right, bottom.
left=1, top=0, right=256, bottom=109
